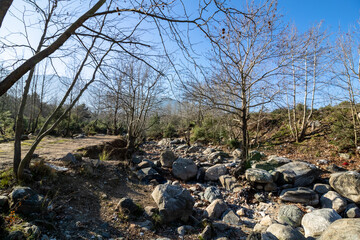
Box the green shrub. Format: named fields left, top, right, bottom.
left=0, top=168, right=14, bottom=189
left=147, top=114, right=163, bottom=139
left=163, top=123, right=176, bottom=138
left=227, top=139, right=241, bottom=149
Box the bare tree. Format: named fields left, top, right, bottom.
left=183, top=0, right=289, bottom=162
left=285, top=22, right=329, bottom=142
left=98, top=59, right=165, bottom=157
left=332, top=23, right=360, bottom=147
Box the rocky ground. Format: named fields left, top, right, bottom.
left=1, top=137, right=360, bottom=240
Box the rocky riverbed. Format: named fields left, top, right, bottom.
left=1, top=138, right=360, bottom=239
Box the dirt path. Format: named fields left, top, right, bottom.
left=0, top=135, right=119, bottom=171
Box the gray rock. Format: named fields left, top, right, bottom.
left=208, top=151, right=223, bottom=162
left=9, top=187, right=44, bottom=214
left=254, top=192, right=267, bottom=202
left=205, top=164, right=228, bottom=181
left=277, top=205, right=304, bottom=228
left=327, top=164, right=347, bottom=173
left=203, top=147, right=216, bottom=155
left=219, top=175, right=242, bottom=192
left=320, top=191, right=347, bottom=213
left=158, top=138, right=171, bottom=146
left=245, top=168, right=273, bottom=184
left=131, top=156, right=142, bottom=164
left=151, top=183, right=194, bottom=222
left=170, top=139, right=184, bottom=144
left=280, top=187, right=319, bottom=205
left=144, top=206, right=157, bottom=217
left=264, top=182, right=277, bottom=192
left=61, top=152, right=77, bottom=165
left=136, top=167, right=165, bottom=184
left=301, top=208, right=342, bottom=238
left=176, top=144, right=188, bottom=151
left=136, top=220, right=153, bottom=231
left=252, top=156, right=291, bottom=171
left=187, top=146, right=201, bottom=153
left=232, top=149, right=243, bottom=158
left=205, top=199, right=228, bottom=219
left=276, top=161, right=319, bottom=187
left=172, top=158, right=198, bottom=181
left=222, top=209, right=241, bottom=225
left=177, top=225, right=194, bottom=236
left=330, top=171, right=360, bottom=203
left=266, top=223, right=306, bottom=240
left=313, top=183, right=331, bottom=195
left=319, top=218, right=360, bottom=240
left=317, top=159, right=329, bottom=165
left=160, top=149, right=177, bottom=167
left=23, top=224, right=41, bottom=239
left=204, top=186, right=222, bottom=203
left=345, top=203, right=360, bottom=218
left=137, top=159, right=156, bottom=169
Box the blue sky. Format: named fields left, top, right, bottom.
left=278, top=0, right=360, bottom=32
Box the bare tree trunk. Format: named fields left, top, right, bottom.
left=292, top=55, right=299, bottom=142
left=13, top=68, right=36, bottom=175
left=299, top=54, right=308, bottom=141
left=17, top=43, right=112, bottom=179
left=0, top=0, right=13, bottom=28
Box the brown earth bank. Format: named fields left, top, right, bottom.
left=0, top=135, right=119, bottom=171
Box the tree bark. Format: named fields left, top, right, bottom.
left=0, top=0, right=13, bottom=28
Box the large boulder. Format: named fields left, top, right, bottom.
left=151, top=183, right=195, bottom=222
left=276, top=161, right=319, bottom=187
left=301, top=208, right=342, bottom=238
left=319, top=218, right=360, bottom=240
left=277, top=205, right=304, bottom=228
left=205, top=199, right=228, bottom=219
left=160, top=149, right=177, bottom=168
left=266, top=223, right=306, bottom=240
left=329, top=171, right=360, bottom=203
left=280, top=187, right=319, bottom=205
left=252, top=156, right=291, bottom=171
left=172, top=158, right=198, bottom=181
left=205, top=164, right=228, bottom=181
left=9, top=187, right=44, bottom=215
left=245, top=168, right=273, bottom=184
left=320, top=191, right=347, bottom=213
